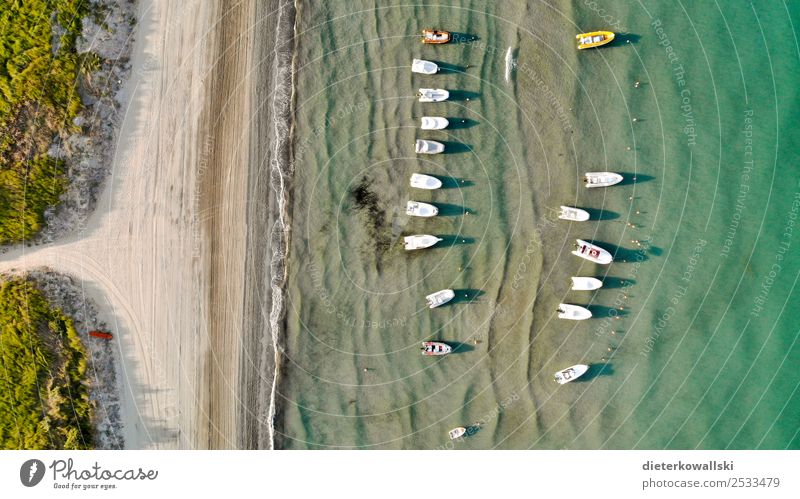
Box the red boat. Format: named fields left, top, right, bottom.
left=89, top=331, right=113, bottom=340
left=422, top=29, right=451, bottom=44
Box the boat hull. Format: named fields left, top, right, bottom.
left=412, top=58, right=438, bottom=74
left=404, top=234, right=442, bottom=250
left=410, top=173, right=442, bottom=189
left=415, top=139, right=445, bottom=154
left=406, top=201, right=438, bottom=217
left=559, top=205, right=590, bottom=221
left=420, top=117, right=449, bottom=130
left=449, top=427, right=467, bottom=439
left=584, top=171, right=623, bottom=188
left=572, top=239, right=613, bottom=264
left=554, top=364, right=590, bottom=384
left=576, top=31, right=615, bottom=49
left=558, top=303, right=592, bottom=320
left=418, top=88, right=449, bottom=102
left=570, top=277, right=603, bottom=291
left=422, top=29, right=451, bottom=44
left=421, top=341, right=452, bottom=355
left=426, top=289, right=455, bottom=308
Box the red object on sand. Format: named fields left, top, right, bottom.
left=89, top=331, right=113, bottom=340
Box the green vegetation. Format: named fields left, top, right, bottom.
left=0, top=276, right=92, bottom=449
left=0, top=0, right=91, bottom=244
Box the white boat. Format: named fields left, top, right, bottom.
left=403, top=234, right=442, bottom=250
left=557, top=303, right=592, bottom=320
left=554, top=364, right=589, bottom=384
left=406, top=201, right=438, bottom=217
left=420, top=116, right=449, bottom=130
left=572, top=239, right=613, bottom=264
left=421, top=341, right=452, bottom=356
left=570, top=277, right=603, bottom=291
left=426, top=289, right=455, bottom=308
left=412, top=58, right=439, bottom=74
left=415, top=139, right=445, bottom=154
left=410, top=173, right=442, bottom=189
left=418, top=88, right=449, bottom=102
left=584, top=171, right=624, bottom=188
left=559, top=205, right=590, bottom=221
left=449, top=427, right=467, bottom=439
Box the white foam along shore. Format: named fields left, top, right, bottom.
left=1, top=0, right=229, bottom=448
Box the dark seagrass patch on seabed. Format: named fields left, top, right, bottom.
left=349, top=175, right=392, bottom=269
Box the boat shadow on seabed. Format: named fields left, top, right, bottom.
left=433, top=202, right=475, bottom=216
left=446, top=341, right=476, bottom=354
left=577, top=363, right=615, bottom=381
left=615, top=172, right=655, bottom=186
left=428, top=60, right=470, bottom=74
left=436, top=234, right=475, bottom=246
left=587, top=305, right=629, bottom=319
left=609, top=33, right=641, bottom=46
left=447, top=90, right=480, bottom=102
left=588, top=241, right=655, bottom=263
left=448, top=32, right=480, bottom=44
left=447, top=117, right=478, bottom=130
left=437, top=176, right=474, bottom=189
left=448, top=288, right=485, bottom=305
left=597, top=276, right=636, bottom=289
left=438, top=140, right=473, bottom=154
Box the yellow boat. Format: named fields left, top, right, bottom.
left=576, top=31, right=615, bottom=50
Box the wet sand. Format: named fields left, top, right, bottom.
left=237, top=0, right=297, bottom=450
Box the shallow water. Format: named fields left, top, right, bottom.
left=277, top=0, right=800, bottom=449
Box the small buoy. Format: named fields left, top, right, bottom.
left=632, top=118, right=638, bottom=122
left=626, top=146, right=632, bottom=151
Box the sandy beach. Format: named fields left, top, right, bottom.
left=0, top=0, right=252, bottom=449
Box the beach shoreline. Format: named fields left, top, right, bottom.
left=237, top=0, right=297, bottom=450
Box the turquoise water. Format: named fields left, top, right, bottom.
left=277, top=0, right=800, bottom=449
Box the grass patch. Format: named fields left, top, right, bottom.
left=0, top=0, right=90, bottom=244
left=0, top=275, right=92, bottom=449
